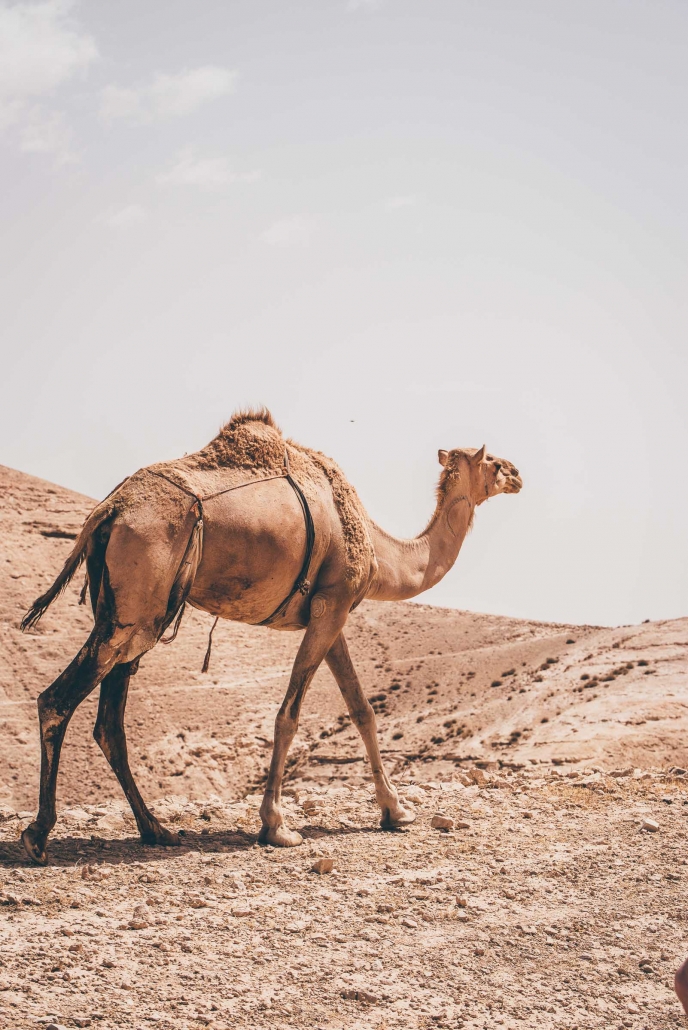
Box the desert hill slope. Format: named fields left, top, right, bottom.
left=1, top=463, right=688, bottom=1030
left=1, top=462, right=686, bottom=814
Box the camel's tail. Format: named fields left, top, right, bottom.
left=21, top=499, right=116, bottom=632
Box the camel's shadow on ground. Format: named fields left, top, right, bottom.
left=0, top=822, right=391, bottom=868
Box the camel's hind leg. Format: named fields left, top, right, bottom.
left=22, top=630, right=121, bottom=865
left=325, top=632, right=415, bottom=830
left=94, top=662, right=179, bottom=847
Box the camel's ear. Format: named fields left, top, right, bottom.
left=438, top=449, right=449, bottom=467
left=471, top=444, right=486, bottom=466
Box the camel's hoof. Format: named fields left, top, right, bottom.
left=141, top=826, right=181, bottom=848
left=380, top=805, right=417, bottom=830
left=258, top=825, right=304, bottom=848
left=21, top=826, right=47, bottom=866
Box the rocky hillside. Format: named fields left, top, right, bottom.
left=1, top=462, right=686, bottom=1030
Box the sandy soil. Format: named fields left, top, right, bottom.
left=1, top=463, right=687, bottom=1029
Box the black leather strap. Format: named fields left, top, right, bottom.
left=259, top=472, right=315, bottom=626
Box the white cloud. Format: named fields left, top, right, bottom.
left=261, top=216, right=314, bottom=247
left=156, top=149, right=258, bottom=189
left=97, top=204, right=148, bottom=230
left=0, top=0, right=96, bottom=162
left=100, top=66, right=237, bottom=124
left=385, top=195, right=417, bottom=210
left=0, top=0, right=97, bottom=131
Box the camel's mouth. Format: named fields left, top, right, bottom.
left=503, top=472, right=522, bottom=494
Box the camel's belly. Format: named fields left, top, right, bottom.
left=187, top=478, right=308, bottom=625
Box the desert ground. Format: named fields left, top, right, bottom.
left=1, top=462, right=687, bottom=1030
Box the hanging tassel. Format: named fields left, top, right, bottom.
left=202, top=616, right=219, bottom=673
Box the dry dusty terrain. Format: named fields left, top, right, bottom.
left=1, top=463, right=687, bottom=1030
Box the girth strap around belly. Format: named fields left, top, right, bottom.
left=147, top=449, right=316, bottom=656
left=259, top=458, right=315, bottom=626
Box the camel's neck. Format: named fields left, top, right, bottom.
left=366, top=489, right=475, bottom=602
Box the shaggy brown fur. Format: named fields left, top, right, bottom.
left=190, top=409, right=286, bottom=473
left=288, top=444, right=373, bottom=586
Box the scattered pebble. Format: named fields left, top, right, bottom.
left=641, top=818, right=659, bottom=832
left=188, top=896, right=209, bottom=908
left=127, top=904, right=150, bottom=930
left=311, top=858, right=334, bottom=874
left=231, top=902, right=252, bottom=917
left=341, top=987, right=379, bottom=1004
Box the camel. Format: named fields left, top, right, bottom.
left=20, top=409, right=522, bottom=864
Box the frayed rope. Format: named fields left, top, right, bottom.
left=202, top=616, right=219, bottom=674
left=160, top=602, right=186, bottom=644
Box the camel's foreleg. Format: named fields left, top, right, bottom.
left=259, top=593, right=347, bottom=847
left=325, top=632, right=416, bottom=831
left=94, top=662, right=180, bottom=848
left=22, top=631, right=120, bottom=865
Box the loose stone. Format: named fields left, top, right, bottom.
left=189, top=896, right=208, bottom=908
left=311, top=858, right=334, bottom=874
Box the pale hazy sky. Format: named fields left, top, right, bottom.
left=1, top=0, right=686, bottom=627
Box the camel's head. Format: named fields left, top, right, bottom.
left=438, top=446, right=522, bottom=506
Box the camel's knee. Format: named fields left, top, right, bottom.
left=36, top=691, right=68, bottom=738
left=36, top=689, right=53, bottom=719
left=93, top=703, right=122, bottom=762
left=274, top=710, right=299, bottom=743
left=93, top=718, right=108, bottom=752
left=350, top=700, right=376, bottom=732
